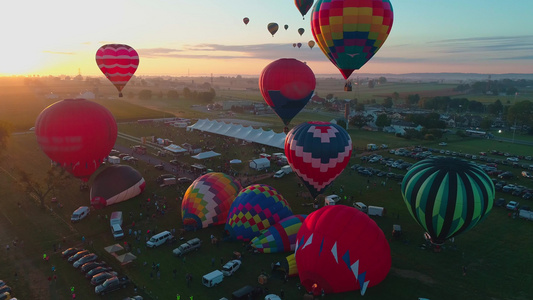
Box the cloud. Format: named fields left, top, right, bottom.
left=42, top=50, right=75, bottom=55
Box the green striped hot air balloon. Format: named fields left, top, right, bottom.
left=401, top=157, right=495, bottom=245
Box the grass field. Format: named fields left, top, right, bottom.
left=1, top=77, right=533, bottom=299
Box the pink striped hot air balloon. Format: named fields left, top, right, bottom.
left=95, top=44, right=139, bottom=97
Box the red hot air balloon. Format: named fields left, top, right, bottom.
left=95, top=44, right=139, bottom=97
left=295, top=0, right=314, bottom=19
left=295, top=205, right=391, bottom=296
left=285, top=122, right=352, bottom=198
left=243, top=17, right=249, bottom=25
left=259, top=59, right=316, bottom=131
left=35, top=99, right=118, bottom=182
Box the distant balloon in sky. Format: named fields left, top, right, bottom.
left=95, top=44, right=139, bottom=97
left=268, top=23, right=279, bottom=36
left=285, top=121, right=352, bottom=199
left=311, top=0, right=394, bottom=80
left=293, top=43, right=297, bottom=48
left=297, top=43, right=302, bottom=49
left=35, top=98, right=117, bottom=182
left=243, top=17, right=249, bottom=25
left=308, top=40, right=315, bottom=49
left=298, top=28, right=305, bottom=36
left=284, top=24, right=289, bottom=30
left=259, top=58, right=316, bottom=130
left=295, top=0, right=314, bottom=19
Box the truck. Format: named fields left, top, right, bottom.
left=132, top=145, right=147, bottom=155
left=107, top=156, right=120, bottom=164
left=111, top=224, right=124, bottom=240
left=172, top=238, right=202, bottom=257
left=519, top=209, right=533, bottom=221
left=368, top=205, right=385, bottom=217
left=110, top=211, right=123, bottom=227
left=281, top=165, right=292, bottom=174
left=202, top=270, right=224, bottom=287
left=94, top=276, right=130, bottom=296
left=161, top=177, right=177, bottom=187
left=324, top=195, right=341, bottom=206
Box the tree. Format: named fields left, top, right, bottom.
left=507, top=100, right=533, bottom=127
left=375, top=114, right=391, bottom=128
left=138, top=89, right=152, bottom=100
left=167, top=90, right=179, bottom=100
left=0, top=121, right=12, bottom=154
left=325, top=93, right=334, bottom=101
left=183, top=87, right=191, bottom=98
left=368, top=80, right=375, bottom=88
left=480, top=118, right=493, bottom=130
left=349, top=115, right=367, bottom=128
left=355, top=103, right=365, bottom=112
left=383, top=97, right=393, bottom=109
left=18, top=167, right=71, bottom=209
left=407, top=94, right=420, bottom=105
left=378, top=76, right=387, bottom=84
left=392, top=92, right=400, bottom=103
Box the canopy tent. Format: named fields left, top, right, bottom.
left=163, top=144, right=187, bottom=154
left=116, top=252, right=137, bottom=265
left=187, top=119, right=286, bottom=149
left=230, top=159, right=242, bottom=164
left=191, top=151, right=221, bottom=160
left=104, top=243, right=124, bottom=254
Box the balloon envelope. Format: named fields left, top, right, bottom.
left=295, top=0, right=314, bottom=18
left=259, top=58, right=316, bottom=127
left=284, top=122, right=352, bottom=198
left=90, top=165, right=145, bottom=209
left=182, top=172, right=242, bottom=230
left=267, top=23, right=279, bottom=36
left=308, top=40, right=315, bottom=49
left=295, top=205, right=391, bottom=295
left=250, top=214, right=307, bottom=253
left=401, top=157, right=495, bottom=245
left=243, top=17, right=249, bottom=25
left=298, top=28, right=305, bottom=36
left=225, top=184, right=293, bottom=241
left=95, top=44, right=139, bottom=97
left=311, top=0, right=394, bottom=79
left=284, top=24, right=289, bottom=30
left=35, top=99, right=117, bottom=181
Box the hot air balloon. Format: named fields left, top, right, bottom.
left=284, top=122, right=352, bottom=199
left=401, top=157, right=495, bottom=245
left=284, top=24, right=289, bottom=30
left=267, top=23, right=279, bottom=36
left=224, top=184, right=293, bottom=242
left=95, top=44, right=139, bottom=97
left=297, top=43, right=302, bottom=49
left=293, top=43, right=297, bottom=48
left=35, top=99, right=117, bottom=182
left=311, top=0, right=394, bottom=80
left=295, top=205, right=391, bottom=296
left=250, top=214, right=307, bottom=253
left=298, top=28, right=305, bottom=36
left=90, top=165, right=145, bottom=209
left=308, top=40, right=315, bottom=49
left=181, top=172, right=242, bottom=230
left=273, top=254, right=298, bottom=277
left=259, top=58, right=316, bottom=131
left=243, top=17, right=249, bottom=25
left=295, top=0, right=314, bottom=19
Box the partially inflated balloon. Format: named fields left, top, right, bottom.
left=295, top=0, right=314, bottom=19
left=308, top=40, right=315, bottom=49
left=90, top=165, right=145, bottom=209
left=182, top=172, right=242, bottom=230
left=225, top=184, right=293, bottom=241
left=250, top=214, right=307, bottom=253
left=35, top=99, right=117, bottom=181
left=95, top=44, right=139, bottom=97
left=267, top=23, right=279, bottom=36
left=296, top=205, right=391, bottom=295
left=259, top=59, right=316, bottom=128
left=243, top=17, right=249, bottom=25
left=285, top=122, right=352, bottom=198
left=311, top=0, right=394, bottom=79
left=298, top=28, right=305, bottom=36
left=401, top=157, right=494, bottom=245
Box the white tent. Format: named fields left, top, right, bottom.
left=191, top=151, right=221, bottom=160
left=229, top=159, right=242, bottom=164
left=163, top=144, right=187, bottom=154
left=249, top=158, right=270, bottom=170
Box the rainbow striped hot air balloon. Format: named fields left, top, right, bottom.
left=95, top=44, right=139, bottom=97
left=311, top=0, right=394, bottom=80
left=225, top=184, right=292, bottom=241
left=401, top=157, right=495, bottom=245
left=181, top=172, right=241, bottom=230
left=250, top=214, right=307, bottom=253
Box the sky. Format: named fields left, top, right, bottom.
left=1, top=0, right=532, bottom=77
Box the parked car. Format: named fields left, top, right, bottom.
left=173, top=238, right=202, bottom=256
left=61, top=247, right=80, bottom=258
left=273, top=170, right=285, bottom=178
left=522, top=171, right=533, bottom=178
left=68, top=250, right=90, bottom=263
left=0, top=286, right=11, bottom=295
left=177, top=177, right=193, bottom=184
left=91, top=272, right=118, bottom=286
left=80, top=261, right=107, bottom=273
left=498, top=172, right=514, bottom=179
left=86, top=266, right=113, bottom=279
left=73, top=253, right=98, bottom=268
left=494, top=198, right=506, bottom=208
left=506, top=201, right=520, bottom=211
left=154, top=164, right=164, bottom=170
left=221, top=259, right=242, bottom=276
left=156, top=174, right=176, bottom=184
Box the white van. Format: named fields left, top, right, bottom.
left=368, top=205, right=385, bottom=217
left=71, top=206, right=90, bottom=223
left=111, top=224, right=125, bottom=240
left=202, top=270, right=224, bottom=287
left=324, top=195, right=341, bottom=206
left=146, top=231, right=173, bottom=248
left=110, top=211, right=123, bottom=227
left=353, top=202, right=368, bottom=213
